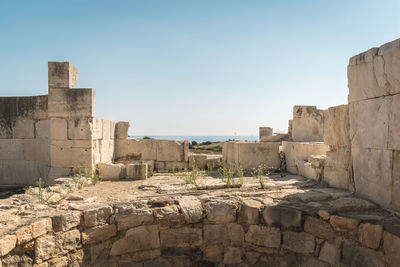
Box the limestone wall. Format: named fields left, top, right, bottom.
left=0, top=62, right=119, bottom=185
left=0, top=96, right=50, bottom=185
left=292, top=106, right=326, bottom=142
left=322, top=104, right=354, bottom=190
left=115, top=137, right=189, bottom=171
left=1, top=196, right=399, bottom=266
left=223, top=141, right=281, bottom=170
left=282, top=141, right=329, bottom=180
left=347, top=38, right=400, bottom=210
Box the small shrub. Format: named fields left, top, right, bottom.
left=143, top=136, right=152, bottom=139
left=251, top=165, right=272, bottom=189
left=191, top=141, right=198, bottom=146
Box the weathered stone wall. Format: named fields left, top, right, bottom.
left=292, top=106, right=326, bottom=142
left=282, top=141, right=329, bottom=180
left=115, top=137, right=189, bottom=171
left=347, top=38, right=400, bottom=210
left=223, top=141, right=281, bottom=170
left=0, top=95, right=50, bottom=185
left=0, top=62, right=119, bottom=185
left=1, top=196, right=399, bottom=266
left=322, top=104, right=354, bottom=190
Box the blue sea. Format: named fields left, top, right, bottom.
left=129, top=136, right=258, bottom=143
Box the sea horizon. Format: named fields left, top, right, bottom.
left=129, top=136, right=259, bottom=143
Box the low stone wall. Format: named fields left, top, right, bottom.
left=115, top=139, right=189, bottom=171
left=222, top=141, right=281, bottom=171
left=1, top=196, right=399, bottom=266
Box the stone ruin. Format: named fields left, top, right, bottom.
left=0, top=39, right=400, bottom=266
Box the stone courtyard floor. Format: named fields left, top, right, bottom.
left=1, top=172, right=400, bottom=238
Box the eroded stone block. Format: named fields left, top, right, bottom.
left=13, top=119, right=34, bottom=139
left=48, top=62, right=78, bottom=88
left=110, top=225, right=159, bottom=255
left=292, top=106, right=325, bottom=142
left=0, top=139, right=24, bottom=160
left=160, top=227, right=202, bottom=248
left=50, top=118, right=67, bottom=140
left=349, top=97, right=391, bottom=150
left=23, top=139, right=49, bottom=162
left=115, top=121, right=129, bottom=139
left=98, top=162, right=123, bottom=180
left=282, top=231, right=315, bottom=254
left=126, top=163, right=148, bottom=180
left=323, top=104, right=350, bottom=147
left=352, top=147, right=393, bottom=206
left=245, top=225, right=281, bottom=248
left=35, top=119, right=50, bottom=139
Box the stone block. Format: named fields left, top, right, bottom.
left=352, top=147, right=392, bottom=207
left=349, top=97, right=391, bottom=149
left=238, top=142, right=280, bottom=170
left=238, top=199, right=262, bottom=225
left=304, top=216, right=334, bottom=240
left=262, top=206, right=302, bottom=227
left=392, top=150, right=400, bottom=210
left=348, top=39, right=400, bottom=102
left=55, top=229, right=81, bottom=253
left=318, top=242, right=340, bottom=265
left=0, top=139, right=24, bottom=160
left=282, top=231, right=315, bottom=254
left=223, top=141, right=239, bottom=167
left=388, top=94, right=400, bottom=149
left=323, top=147, right=351, bottom=189
left=98, top=162, right=123, bottom=180
left=330, top=215, right=359, bottom=232
left=110, top=120, right=116, bottom=140
left=323, top=104, right=350, bottom=146
left=358, top=223, right=383, bottom=249
left=34, top=235, right=55, bottom=261
left=82, top=205, right=113, bottom=227
left=23, top=139, right=49, bottom=162
left=156, top=140, right=185, bottom=162
left=260, top=133, right=290, bottom=142
left=110, top=225, right=159, bottom=255
left=48, top=62, right=78, bottom=88
left=115, top=209, right=154, bottom=231
left=35, top=119, right=50, bottom=139
left=160, top=227, right=202, bottom=248
left=99, top=139, right=114, bottom=163
left=203, top=245, right=223, bottom=262
left=68, top=118, right=95, bottom=140
left=81, top=224, right=117, bottom=245
left=0, top=160, right=50, bottom=185
left=292, top=106, right=325, bottom=142
left=50, top=118, right=68, bottom=140
left=342, top=239, right=385, bottom=267
left=205, top=200, right=237, bottom=224
left=245, top=225, right=281, bottom=248
left=115, top=121, right=130, bottom=139
left=282, top=141, right=329, bottom=174
left=126, top=163, right=148, bottom=180
left=178, top=196, right=202, bottom=223
left=102, top=119, right=111, bottom=140
left=204, top=224, right=228, bottom=244
left=50, top=140, right=94, bottom=168
left=259, top=127, right=273, bottom=139
left=227, top=223, right=245, bottom=246
left=13, top=119, right=34, bottom=139
left=115, top=139, right=157, bottom=160
left=48, top=88, right=95, bottom=118
left=0, top=235, right=17, bottom=256
left=51, top=212, right=82, bottom=232
left=224, top=247, right=243, bottom=265
left=383, top=231, right=400, bottom=266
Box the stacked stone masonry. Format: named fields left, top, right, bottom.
left=348, top=38, right=400, bottom=211
left=0, top=62, right=191, bottom=185
left=1, top=194, right=399, bottom=266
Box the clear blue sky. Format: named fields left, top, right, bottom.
left=0, top=1, right=399, bottom=136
